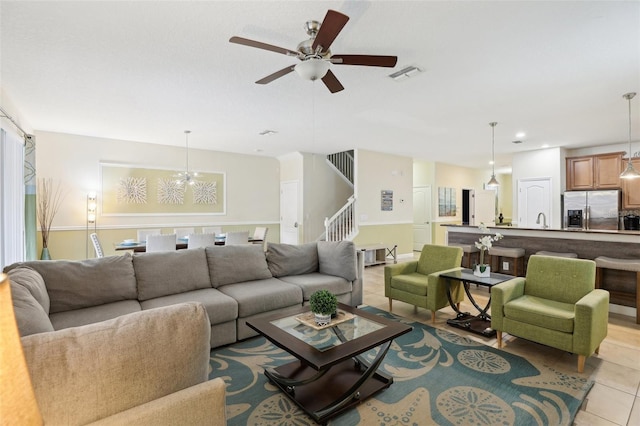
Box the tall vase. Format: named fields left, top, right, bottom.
left=40, top=247, right=51, bottom=260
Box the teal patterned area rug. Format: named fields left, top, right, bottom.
left=208, top=307, right=593, bottom=425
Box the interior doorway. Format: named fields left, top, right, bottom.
left=517, top=178, right=552, bottom=228
left=280, top=181, right=299, bottom=244
left=413, top=186, right=432, bottom=250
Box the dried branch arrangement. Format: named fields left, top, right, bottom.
left=37, top=178, right=65, bottom=249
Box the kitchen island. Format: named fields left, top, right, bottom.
left=444, top=224, right=640, bottom=316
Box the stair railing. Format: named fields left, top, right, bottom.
left=324, top=196, right=357, bottom=241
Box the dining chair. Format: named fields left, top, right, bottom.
left=174, top=227, right=195, bottom=242
left=137, top=229, right=161, bottom=243
left=145, top=234, right=177, bottom=252
left=252, top=227, right=268, bottom=251
left=203, top=226, right=222, bottom=235
left=187, top=233, right=216, bottom=249
left=225, top=231, right=250, bottom=245
left=89, top=233, right=104, bottom=258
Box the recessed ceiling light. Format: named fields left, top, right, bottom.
left=512, top=140, right=523, bottom=144
left=515, top=132, right=526, bottom=138
left=489, top=160, right=495, bottom=165
left=255, top=148, right=263, bottom=152
left=259, top=130, right=277, bottom=136
left=541, top=144, right=550, bottom=148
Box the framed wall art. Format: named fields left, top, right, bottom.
left=100, top=163, right=226, bottom=215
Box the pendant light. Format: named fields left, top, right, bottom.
left=486, top=122, right=500, bottom=188
left=620, top=92, right=639, bottom=179
left=175, top=130, right=198, bottom=186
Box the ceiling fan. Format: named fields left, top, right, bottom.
left=229, top=9, right=398, bottom=93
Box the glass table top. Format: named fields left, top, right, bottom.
left=270, top=310, right=386, bottom=352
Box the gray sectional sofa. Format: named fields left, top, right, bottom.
left=6, top=240, right=363, bottom=348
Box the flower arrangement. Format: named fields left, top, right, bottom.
left=474, top=223, right=503, bottom=275
left=37, top=178, right=65, bottom=259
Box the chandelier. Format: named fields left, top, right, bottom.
left=175, top=130, right=198, bottom=186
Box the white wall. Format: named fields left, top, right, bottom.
left=356, top=149, right=413, bottom=225
left=511, top=147, right=563, bottom=228
left=35, top=131, right=280, bottom=229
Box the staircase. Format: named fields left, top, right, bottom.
left=326, top=150, right=354, bottom=187
left=324, top=150, right=357, bottom=241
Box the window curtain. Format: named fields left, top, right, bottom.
left=24, top=135, right=36, bottom=260
left=0, top=128, right=26, bottom=268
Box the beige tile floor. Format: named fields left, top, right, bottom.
left=362, top=257, right=640, bottom=426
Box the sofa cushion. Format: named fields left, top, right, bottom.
left=504, top=295, right=575, bottom=333
left=21, top=302, right=211, bottom=426
left=266, top=242, right=319, bottom=277
left=140, top=288, right=238, bottom=325
left=6, top=254, right=137, bottom=314
left=317, top=240, right=357, bottom=282
left=218, top=277, right=302, bottom=317
left=206, top=245, right=272, bottom=287
left=9, top=280, right=54, bottom=336
left=278, top=273, right=352, bottom=300
left=50, top=300, right=142, bottom=331
left=7, top=266, right=50, bottom=312
left=134, top=248, right=212, bottom=301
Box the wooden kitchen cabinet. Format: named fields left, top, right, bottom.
left=622, top=158, right=640, bottom=208
left=566, top=152, right=623, bottom=190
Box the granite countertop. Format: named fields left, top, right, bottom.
left=443, top=224, right=640, bottom=236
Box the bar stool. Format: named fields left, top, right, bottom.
left=488, top=246, right=525, bottom=277
left=535, top=251, right=578, bottom=258
left=594, top=256, right=640, bottom=324
left=450, top=244, right=480, bottom=269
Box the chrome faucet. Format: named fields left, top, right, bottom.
left=536, top=212, right=548, bottom=229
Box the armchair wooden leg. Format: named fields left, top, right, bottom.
left=431, top=311, right=436, bottom=324
left=456, top=302, right=460, bottom=310
left=496, top=331, right=503, bottom=348
left=577, top=355, right=586, bottom=373
left=388, top=298, right=392, bottom=312
left=595, top=346, right=600, bottom=355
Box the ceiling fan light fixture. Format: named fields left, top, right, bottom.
left=294, top=58, right=330, bottom=81
left=620, top=92, right=639, bottom=179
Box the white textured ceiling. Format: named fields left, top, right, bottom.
left=1, top=1, right=639, bottom=172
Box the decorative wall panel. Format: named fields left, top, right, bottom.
left=101, top=163, right=225, bottom=215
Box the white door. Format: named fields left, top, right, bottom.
left=518, top=178, right=552, bottom=228
left=413, top=186, right=432, bottom=250
left=280, top=181, right=299, bottom=244
left=474, top=190, right=496, bottom=225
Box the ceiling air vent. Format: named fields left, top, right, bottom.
left=388, top=66, right=422, bottom=81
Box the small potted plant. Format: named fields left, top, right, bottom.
left=309, top=289, right=338, bottom=326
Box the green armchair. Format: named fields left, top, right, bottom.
left=491, top=255, right=609, bottom=373
left=384, top=244, right=464, bottom=323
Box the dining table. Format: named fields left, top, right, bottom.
left=115, top=236, right=263, bottom=252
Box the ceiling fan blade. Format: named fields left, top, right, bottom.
left=229, top=36, right=299, bottom=57
left=255, top=65, right=296, bottom=85
left=312, top=10, right=349, bottom=52
left=321, top=70, right=344, bottom=93
left=331, top=54, right=398, bottom=67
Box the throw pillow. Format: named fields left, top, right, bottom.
left=206, top=245, right=272, bottom=287
left=317, top=240, right=358, bottom=281
left=266, top=242, right=319, bottom=277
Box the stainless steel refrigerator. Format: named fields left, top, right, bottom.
left=562, top=190, right=621, bottom=230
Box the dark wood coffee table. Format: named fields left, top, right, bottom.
left=439, top=268, right=514, bottom=337
left=246, top=303, right=412, bottom=424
